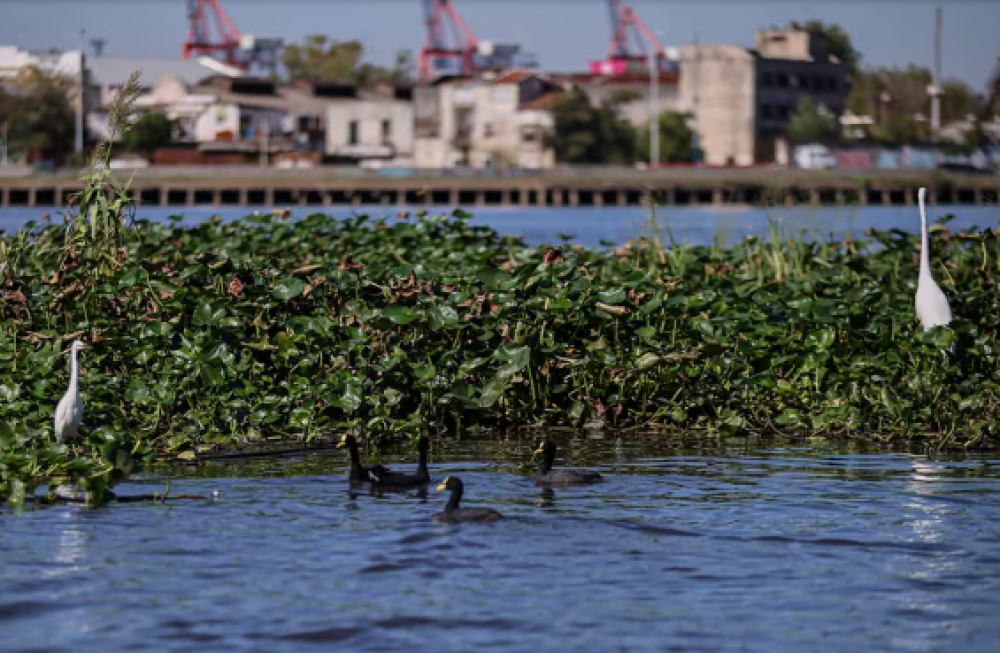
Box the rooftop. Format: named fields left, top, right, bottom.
left=87, top=56, right=216, bottom=88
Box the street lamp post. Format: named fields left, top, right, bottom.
left=648, top=46, right=659, bottom=168
left=75, top=29, right=85, bottom=157
left=1, top=120, right=8, bottom=167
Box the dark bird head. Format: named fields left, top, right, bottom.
left=436, top=476, right=462, bottom=492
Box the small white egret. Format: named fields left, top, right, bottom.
left=915, top=187, right=953, bottom=331
left=54, top=340, right=87, bottom=444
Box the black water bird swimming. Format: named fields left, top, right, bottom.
left=433, top=476, right=503, bottom=524
left=367, top=436, right=432, bottom=489
left=534, top=440, right=605, bottom=485
left=337, top=434, right=379, bottom=483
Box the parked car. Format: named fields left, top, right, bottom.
left=793, top=144, right=836, bottom=170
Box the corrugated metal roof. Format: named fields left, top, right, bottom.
left=87, top=57, right=215, bottom=88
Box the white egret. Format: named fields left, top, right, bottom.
left=915, top=187, right=953, bottom=331
left=54, top=340, right=87, bottom=443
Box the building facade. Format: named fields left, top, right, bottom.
left=678, top=27, right=848, bottom=166
left=414, top=71, right=559, bottom=169
left=325, top=88, right=415, bottom=167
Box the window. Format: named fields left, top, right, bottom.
left=381, top=119, right=392, bottom=144
left=761, top=104, right=774, bottom=119
left=776, top=73, right=789, bottom=89
left=298, top=115, right=320, bottom=132
left=483, top=122, right=495, bottom=138
left=762, top=73, right=775, bottom=88
left=348, top=120, right=358, bottom=145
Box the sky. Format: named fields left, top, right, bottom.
left=2, top=0, right=999, bottom=90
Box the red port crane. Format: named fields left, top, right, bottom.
left=182, top=0, right=283, bottom=74
left=182, top=0, right=243, bottom=67
left=419, top=0, right=480, bottom=82
left=591, top=0, right=665, bottom=75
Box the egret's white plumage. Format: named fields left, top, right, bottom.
left=54, top=340, right=87, bottom=443
left=915, top=187, right=953, bottom=331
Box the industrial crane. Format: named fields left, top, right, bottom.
left=182, top=0, right=283, bottom=76
left=591, top=0, right=666, bottom=75
left=418, top=0, right=479, bottom=81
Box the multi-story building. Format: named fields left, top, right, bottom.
left=325, top=83, right=415, bottom=167
left=678, top=27, right=848, bottom=166
left=413, top=71, right=560, bottom=169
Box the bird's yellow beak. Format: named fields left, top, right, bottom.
left=533, top=443, right=544, bottom=455
left=336, top=438, right=347, bottom=448
left=436, top=477, right=450, bottom=491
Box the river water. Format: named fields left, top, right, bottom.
left=2, top=436, right=999, bottom=652
left=2, top=204, right=999, bottom=246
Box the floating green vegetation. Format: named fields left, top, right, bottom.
left=2, top=196, right=1000, bottom=503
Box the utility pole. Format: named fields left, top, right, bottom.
left=1, top=120, right=8, bottom=167
left=75, top=29, right=85, bottom=157
left=649, top=46, right=659, bottom=167
left=691, top=34, right=701, bottom=165
left=930, top=7, right=942, bottom=134
left=260, top=121, right=269, bottom=167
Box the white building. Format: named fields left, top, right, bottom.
left=0, top=45, right=83, bottom=80
left=414, top=71, right=559, bottom=169
left=326, top=93, right=414, bottom=166
left=133, top=74, right=284, bottom=143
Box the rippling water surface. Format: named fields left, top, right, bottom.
left=3, top=436, right=1000, bottom=652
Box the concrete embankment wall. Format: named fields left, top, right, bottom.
left=1, top=167, right=997, bottom=208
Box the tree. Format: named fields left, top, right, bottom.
left=847, top=64, right=980, bottom=143
left=940, top=79, right=978, bottom=123
left=547, top=87, right=637, bottom=164
left=123, top=111, right=175, bottom=159
left=282, top=35, right=413, bottom=85
left=787, top=96, right=840, bottom=144
left=0, top=66, right=76, bottom=163
left=635, top=111, right=696, bottom=163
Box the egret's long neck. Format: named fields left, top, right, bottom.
left=69, top=347, right=80, bottom=389
left=919, top=199, right=933, bottom=281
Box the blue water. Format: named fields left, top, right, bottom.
left=3, top=204, right=999, bottom=247
left=2, top=437, right=999, bottom=652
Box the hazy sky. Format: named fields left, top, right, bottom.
left=3, top=1, right=998, bottom=90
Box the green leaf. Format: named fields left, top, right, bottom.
left=635, top=353, right=661, bottom=370
left=596, top=289, right=627, bottom=305
left=479, top=379, right=507, bottom=408
left=624, top=270, right=647, bottom=287
left=273, top=277, right=305, bottom=301
left=192, top=303, right=225, bottom=327
left=383, top=306, right=418, bottom=325
left=805, top=328, right=836, bottom=350
left=427, top=305, right=459, bottom=330
left=412, top=363, right=436, bottom=381
left=333, top=385, right=363, bottom=412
